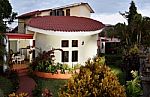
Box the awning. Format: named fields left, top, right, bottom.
left=6, top=33, right=33, bottom=39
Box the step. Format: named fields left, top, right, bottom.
left=12, top=68, right=29, bottom=76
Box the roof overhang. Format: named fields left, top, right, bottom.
left=27, top=26, right=104, bottom=36
left=6, top=33, right=34, bottom=39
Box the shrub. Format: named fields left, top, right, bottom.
left=59, top=57, right=126, bottom=97
left=0, top=76, right=13, bottom=95
left=30, top=49, right=63, bottom=74
left=8, top=92, right=29, bottom=97
left=126, top=70, right=142, bottom=97
left=0, top=88, right=4, bottom=97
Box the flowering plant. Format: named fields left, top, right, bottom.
left=9, top=92, right=29, bottom=97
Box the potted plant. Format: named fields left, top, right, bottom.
left=62, top=64, right=69, bottom=74
left=56, top=63, right=62, bottom=74
left=74, top=63, right=81, bottom=73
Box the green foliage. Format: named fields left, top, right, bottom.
left=105, top=54, right=122, bottom=66
left=127, top=1, right=137, bottom=25
left=129, top=44, right=139, bottom=55
left=74, top=63, right=81, bottom=69
left=126, top=70, right=142, bottom=97
left=0, top=88, right=4, bottom=97
left=0, top=0, right=12, bottom=19
left=0, top=76, right=13, bottom=95
left=0, top=34, right=7, bottom=67
left=59, top=57, right=126, bottom=97
left=30, top=50, right=53, bottom=72
left=109, top=65, right=126, bottom=85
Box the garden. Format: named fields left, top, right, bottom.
left=0, top=0, right=150, bottom=97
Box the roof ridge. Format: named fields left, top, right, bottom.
left=17, top=2, right=94, bottom=18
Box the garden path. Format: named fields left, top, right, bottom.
left=12, top=64, right=36, bottom=97
left=16, top=75, right=36, bottom=97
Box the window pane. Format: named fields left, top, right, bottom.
left=62, top=40, right=69, bottom=47
left=72, top=51, right=78, bottom=62
left=62, top=51, right=69, bottom=62
left=72, top=40, right=78, bottom=47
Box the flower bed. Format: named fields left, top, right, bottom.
left=34, top=71, right=72, bottom=79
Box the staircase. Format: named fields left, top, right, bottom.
left=16, top=68, right=29, bottom=76
left=12, top=64, right=29, bottom=76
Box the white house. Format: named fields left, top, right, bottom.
left=8, top=2, right=105, bottom=66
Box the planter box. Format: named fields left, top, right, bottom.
left=34, top=71, right=72, bottom=79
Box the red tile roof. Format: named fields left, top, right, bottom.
left=17, top=10, right=41, bottom=19
left=26, top=16, right=105, bottom=32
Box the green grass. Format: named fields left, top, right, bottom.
left=109, top=65, right=126, bottom=85
left=0, top=76, right=13, bottom=95
left=33, top=77, right=67, bottom=97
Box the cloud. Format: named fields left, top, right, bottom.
left=91, top=13, right=127, bottom=25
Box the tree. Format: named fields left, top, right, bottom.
left=0, top=0, right=16, bottom=72
left=0, top=0, right=12, bottom=32
left=127, top=1, right=137, bottom=25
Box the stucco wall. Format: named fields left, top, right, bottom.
left=66, top=5, right=90, bottom=18
left=35, top=33, right=98, bottom=66
left=39, top=11, right=51, bottom=16
left=36, top=5, right=91, bottom=18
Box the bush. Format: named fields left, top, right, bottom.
left=126, top=70, right=142, bottom=97
left=0, top=88, right=4, bottom=97
left=0, top=76, right=13, bottom=95
left=59, top=57, right=126, bottom=97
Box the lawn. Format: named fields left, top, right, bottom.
left=33, top=77, right=67, bottom=97
left=109, top=65, right=126, bottom=85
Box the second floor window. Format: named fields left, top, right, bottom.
left=66, top=9, right=70, bottom=16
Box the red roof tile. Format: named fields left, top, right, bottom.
left=26, top=16, right=105, bottom=32
left=17, top=10, right=41, bottom=19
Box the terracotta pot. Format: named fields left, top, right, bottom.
left=34, top=71, right=72, bottom=79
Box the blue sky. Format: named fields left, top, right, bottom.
left=9, top=0, right=150, bottom=27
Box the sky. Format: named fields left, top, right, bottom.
left=9, top=0, right=150, bottom=28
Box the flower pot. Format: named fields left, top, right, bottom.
left=64, top=70, right=69, bottom=74
left=57, top=69, right=61, bottom=74
left=34, top=71, right=72, bottom=79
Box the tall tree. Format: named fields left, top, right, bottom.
left=127, top=1, right=137, bottom=25
left=0, top=0, right=17, bottom=32
left=0, top=0, right=15, bottom=72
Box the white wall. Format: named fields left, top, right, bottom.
left=9, top=40, right=17, bottom=53
left=35, top=33, right=98, bottom=66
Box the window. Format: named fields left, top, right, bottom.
left=66, top=9, right=70, bottom=16
left=72, top=40, right=78, bottom=47
left=57, top=10, right=64, bottom=16
left=72, top=51, right=78, bottom=62
left=61, top=40, right=69, bottom=47
left=62, top=51, right=69, bottom=62
left=50, top=10, right=56, bottom=16
left=50, top=10, right=64, bottom=16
